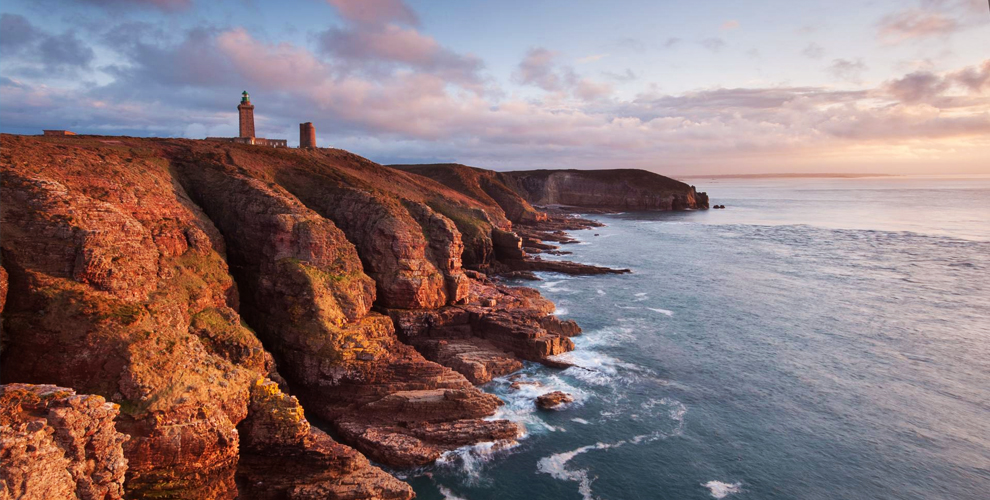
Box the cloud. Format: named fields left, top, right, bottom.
left=602, top=69, right=637, bottom=82
left=827, top=58, right=868, bottom=82
left=877, top=9, right=960, bottom=43
left=721, top=20, right=740, bottom=31
left=77, top=0, right=191, bottom=11
left=801, top=42, right=825, bottom=60
left=1, top=6, right=988, bottom=173
left=512, top=47, right=612, bottom=101
left=575, top=79, right=613, bottom=101
left=884, top=71, right=951, bottom=103
left=318, top=24, right=484, bottom=88
left=0, top=13, right=39, bottom=49
left=613, top=37, right=646, bottom=52
left=663, top=37, right=682, bottom=48
left=216, top=28, right=331, bottom=91
left=317, top=0, right=484, bottom=91
left=326, top=0, right=419, bottom=26
left=700, top=38, right=726, bottom=52
left=950, top=60, right=990, bottom=93
left=0, top=14, right=95, bottom=76
left=513, top=48, right=573, bottom=92
left=577, top=54, right=608, bottom=64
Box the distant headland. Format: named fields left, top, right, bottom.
left=681, top=173, right=898, bottom=180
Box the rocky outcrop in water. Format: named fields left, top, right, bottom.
left=536, top=391, right=574, bottom=410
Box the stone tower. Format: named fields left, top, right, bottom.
left=300, top=122, right=316, bottom=149
left=238, top=91, right=255, bottom=139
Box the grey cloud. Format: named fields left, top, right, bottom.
left=801, top=43, right=825, bottom=59
left=0, top=14, right=95, bottom=75
left=512, top=47, right=575, bottom=91
left=827, top=58, right=867, bottom=82
left=700, top=38, right=725, bottom=52
left=603, top=69, right=637, bottom=82
left=0, top=14, right=39, bottom=50
left=613, top=37, right=646, bottom=52
left=76, top=0, right=192, bottom=11
left=950, top=60, right=990, bottom=93
left=884, top=71, right=950, bottom=103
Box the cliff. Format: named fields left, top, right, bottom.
left=0, top=134, right=621, bottom=498
left=0, top=384, right=128, bottom=500
left=397, top=164, right=709, bottom=213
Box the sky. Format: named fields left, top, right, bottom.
left=1, top=0, right=988, bottom=175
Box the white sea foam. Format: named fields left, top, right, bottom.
left=635, top=292, right=648, bottom=297
left=488, top=372, right=586, bottom=435
left=554, top=306, right=569, bottom=316
left=435, top=440, right=519, bottom=486
left=596, top=289, right=607, bottom=296
left=537, top=408, right=687, bottom=500
left=703, top=481, right=743, bottom=498
left=540, top=280, right=573, bottom=293
left=537, top=442, right=616, bottom=500
left=436, top=485, right=468, bottom=500
left=571, top=418, right=591, bottom=425
left=648, top=307, right=674, bottom=316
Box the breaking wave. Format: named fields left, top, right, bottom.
left=703, top=481, right=743, bottom=499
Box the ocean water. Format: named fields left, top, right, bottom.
left=405, top=175, right=990, bottom=500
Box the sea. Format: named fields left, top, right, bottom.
left=404, top=175, right=990, bottom=500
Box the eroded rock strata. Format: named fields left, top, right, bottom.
left=0, top=384, right=128, bottom=500
left=1, top=134, right=702, bottom=497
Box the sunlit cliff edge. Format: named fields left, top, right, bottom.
left=0, top=134, right=705, bottom=499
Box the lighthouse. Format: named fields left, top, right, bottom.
left=238, top=91, right=255, bottom=139
left=206, top=91, right=286, bottom=147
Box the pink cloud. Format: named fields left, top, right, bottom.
left=326, top=0, right=419, bottom=26
left=883, top=71, right=950, bottom=103
left=513, top=48, right=570, bottom=91
left=575, top=79, right=613, bottom=101
left=319, top=23, right=483, bottom=87
left=878, top=9, right=959, bottom=43
left=950, top=60, right=990, bottom=93
left=216, top=28, right=330, bottom=90
left=3, top=18, right=988, bottom=174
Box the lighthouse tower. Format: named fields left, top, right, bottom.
left=238, top=91, right=255, bottom=139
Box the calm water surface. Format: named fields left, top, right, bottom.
left=405, top=175, right=990, bottom=500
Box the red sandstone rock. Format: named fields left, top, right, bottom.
left=1, top=135, right=265, bottom=498
left=0, top=266, right=7, bottom=353
left=0, top=384, right=128, bottom=500
left=236, top=378, right=414, bottom=499
left=0, top=135, right=585, bottom=495
left=167, top=140, right=516, bottom=467
left=536, top=391, right=574, bottom=410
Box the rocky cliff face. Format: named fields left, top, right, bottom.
left=0, top=384, right=128, bottom=500
left=0, top=134, right=608, bottom=497
left=398, top=164, right=708, bottom=213
left=505, top=168, right=709, bottom=211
